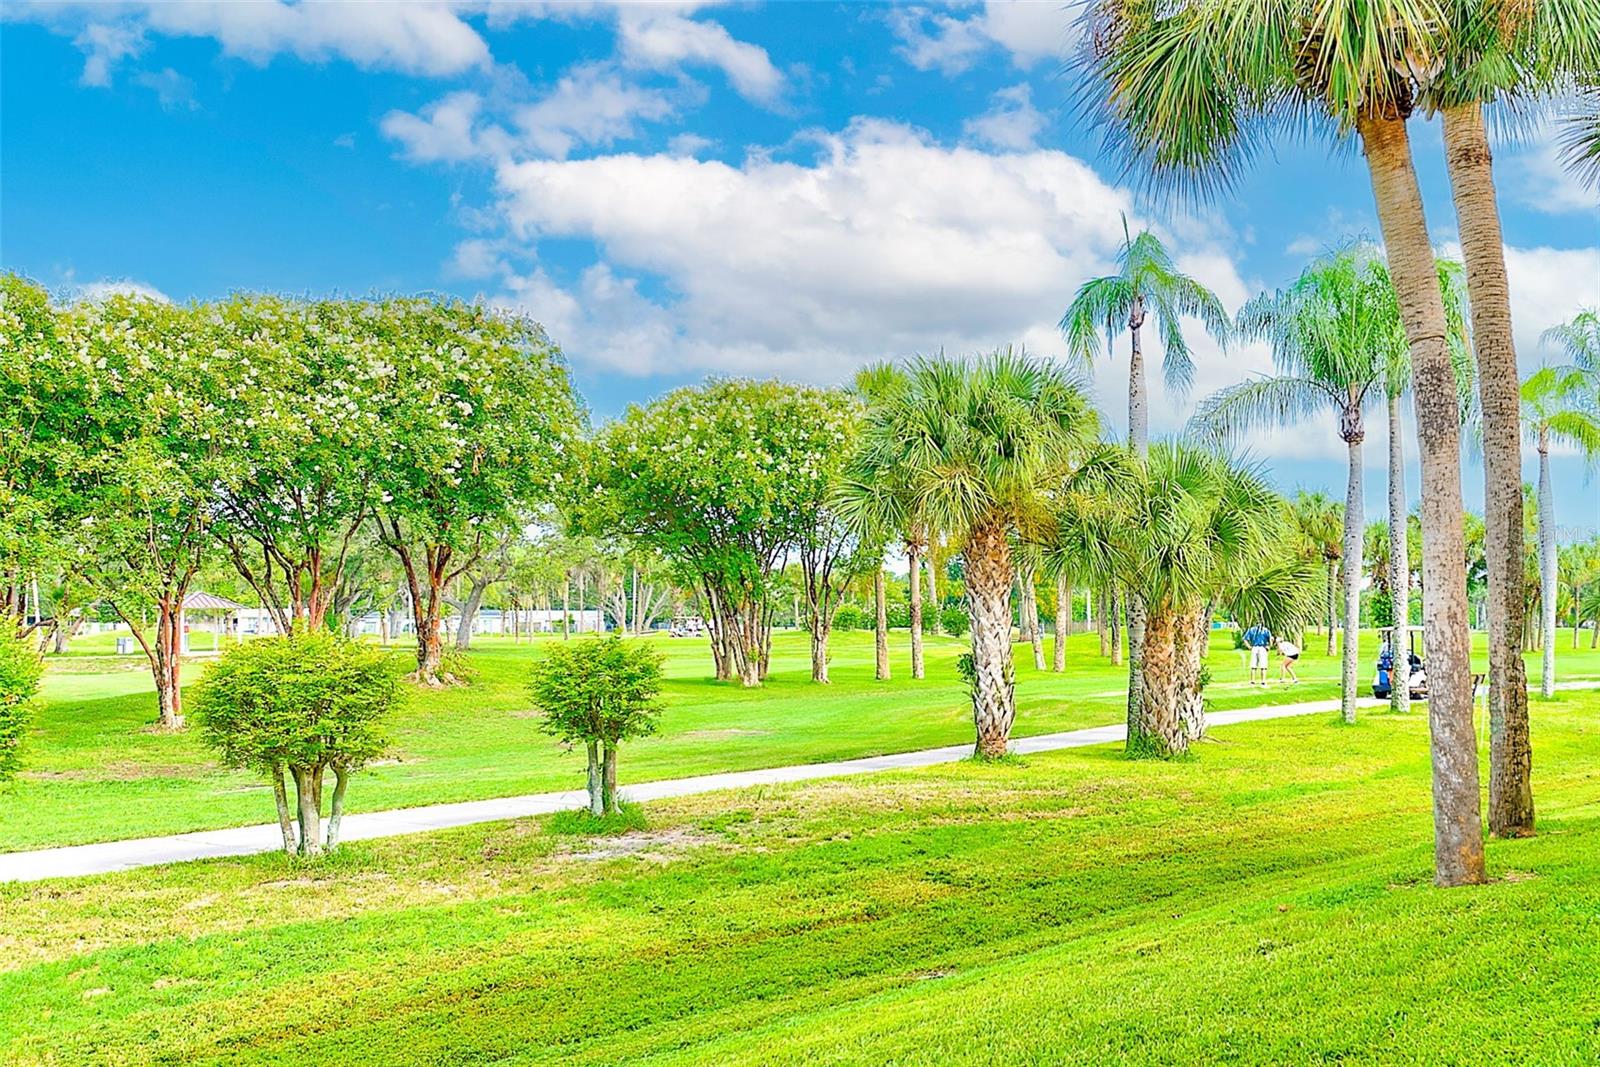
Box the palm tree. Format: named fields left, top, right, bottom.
left=852, top=364, right=931, bottom=680
left=1083, top=0, right=1488, bottom=886
left=1558, top=540, right=1600, bottom=650
left=1060, top=221, right=1230, bottom=738
left=839, top=349, right=1099, bottom=758
left=1060, top=444, right=1317, bottom=755
left=1521, top=366, right=1600, bottom=697
left=1193, top=246, right=1397, bottom=724
left=1429, top=3, right=1600, bottom=840
left=1558, top=86, right=1600, bottom=191
left=1543, top=308, right=1600, bottom=374
left=1291, top=491, right=1344, bottom=655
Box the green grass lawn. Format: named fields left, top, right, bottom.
left=6, top=627, right=1600, bottom=852
left=3, top=690, right=1597, bottom=1064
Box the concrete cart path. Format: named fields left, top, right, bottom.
left=8, top=681, right=1596, bottom=884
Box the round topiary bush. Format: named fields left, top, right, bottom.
left=832, top=603, right=868, bottom=631
left=940, top=605, right=970, bottom=637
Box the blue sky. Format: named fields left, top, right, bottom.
left=3, top=1, right=1597, bottom=535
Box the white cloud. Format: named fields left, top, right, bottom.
left=667, top=132, right=715, bottom=157
left=514, top=63, right=678, bottom=159
left=614, top=6, right=783, bottom=103
left=1503, top=244, right=1600, bottom=367
left=891, top=1, right=1080, bottom=75
left=1501, top=135, right=1600, bottom=218
left=963, top=82, right=1045, bottom=150
left=478, top=118, right=1174, bottom=383
left=381, top=91, right=504, bottom=163
left=382, top=65, right=681, bottom=164
left=131, top=66, right=196, bottom=110
left=16, top=1, right=492, bottom=82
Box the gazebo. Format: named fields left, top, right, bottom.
left=180, top=590, right=249, bottom=652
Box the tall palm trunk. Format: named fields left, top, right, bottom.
left=1388, top=391, right=1410, bottom=716
left=1133, top=600, right=1186, bottom=756
left=966, top=523, right=1016, bottom=759
left=1359, top=112, right=1485, bottom=888
left=1443, top=101, right=1533, bottom=836
left=925, top=547, right=941, bottom=635
left=908, top=539, right=925, bottom=680
left=1537, top=430, right=1557, bottom=699
left=1020, top=566, right=1045, bottom=671
left=874, top=568, right=890, bottom=681
left=1339, top=423, right=1364, bottom=725
left=1125, top=295, right=1150, bottom=753
left=1053, top=572, right=1069, bottom=672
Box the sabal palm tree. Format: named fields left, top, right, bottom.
left=1290, top=490, right=1344, bottom=655
left=839, top=349, right=1099, bottom=758
left=1559, top=86, right=1600, bottom=191
left=1428, top=1, right=1600, bottom=840
left=1192, top=246, right=1398, bottom=724
left=1084, top=0, right=1490, bottom=887
left=1521, top=366, right=1600, bottom=696
left=1558, top=540, right=1600, bottom=650
left=1062, top=444, right=1317, bottom=756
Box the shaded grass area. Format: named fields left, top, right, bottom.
left=7, top=628, right=1599, bottom=851
left=2, top=695, right=1597, bottom=1064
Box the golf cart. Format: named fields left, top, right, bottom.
left=1374, top=625, right=1427, bottom=701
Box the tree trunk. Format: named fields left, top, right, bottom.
left=1053, top=572, right=1069, bottom=672
left=1360, top=112, right=1486, bottom=887
left=272, top=766, right=297, bottom=855
left=1325, top=559, right=1338, bottom=657
left=1176, top=603, right=1209, bottom=743
left=1537, top=436, right=1557, bottom=698
left=810, top=618, right=831, bottom=684
left=874, top=568, right=890, bottom=681
left=153, top=598, right=184, bottom=729
left=563, top=577, right=571, bottom=639
left=1109, top=588, right=1122, bottom=666
left=908, top=540, right=925, bottom=680
left=453, top=581, right=488, bottom=651
left=1444, top=102, right=1533, bottom=837
left=602, top=743, right=619, bottom=814
left=585, top=740, right=603, bottom=817
left=1388, top=392, right=1411, bottom=716
left=966, top=523, right=1016, bottom=759
left=1340, top=429, right=1364, bottom=725
left=1096, top=588, right=1109, bottom=657
left=925, top=548, right=941, bottom=635
left=1132, top=600, right=1184, bottom=757
left=325, top=765, right=349, bottom=849
left=293, top=766, right=322, bottom=857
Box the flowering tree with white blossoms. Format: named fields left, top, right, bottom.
left=57, top=294, right=239, bottom=728
left=366, top=298, right=583, bottom=685
left=210, top=296, right=389, bottom=634
left=587, top=379, right=859, bottom=687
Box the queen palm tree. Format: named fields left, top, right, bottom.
left=1059, top=222, right=1230, bottom=739
left=1543, top=308, right=1600, bottom=374
left=1082, top=0, right=1488, bottom=885
left=1192, top=246, right=1398, bottom=724
left=1521, top=366, right=1600, bottom=697
left=1428, top=1, right=1600, bottom=839
left=839, top=349, right=1099, bottom=758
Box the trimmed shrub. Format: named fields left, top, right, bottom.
left=0, top=622, right=43, bottom=782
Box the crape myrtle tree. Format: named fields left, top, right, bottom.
left=60, top=294, right=239, bottom=729
left=586, top=379, right=852, bottom=687
left=367, top=298, right=583, bottom=685
left=841, top=349, right=1099, bottom=759
left=193, top=631, right=399, bottom=856
left=1, top=275, right=83, bottom=636
left=529, top=633, right=664, bottom=817
left=1083, top=0, right=1489, bottom=884
left=0, top=619, right=43, bottom=781
left=210, top=296, right=384, bottom=634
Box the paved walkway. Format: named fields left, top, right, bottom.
left=1, top=696, right=1383, bottom=883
